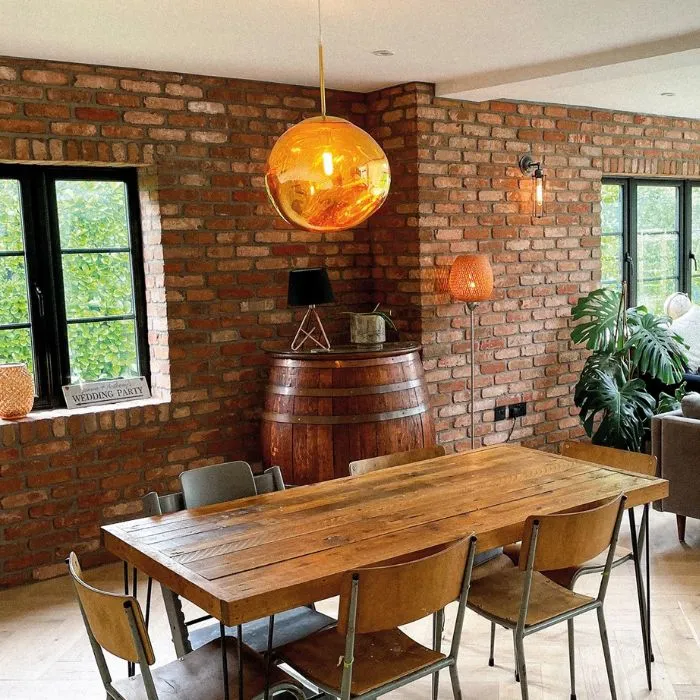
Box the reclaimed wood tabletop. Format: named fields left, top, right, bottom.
left=102, top=444, right=669, bottom=627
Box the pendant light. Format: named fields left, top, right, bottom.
left=265, top=0, right=391, bottom=232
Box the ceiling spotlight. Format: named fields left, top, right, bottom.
left=371, top=49, right=394, bottom=56
left=660, top=92, right=675, bottom=97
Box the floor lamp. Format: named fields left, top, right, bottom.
left=448, top=255, right=494, bottom=449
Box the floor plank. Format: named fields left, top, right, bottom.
left=0, top=509, right=698, bottom=699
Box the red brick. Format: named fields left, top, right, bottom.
left=22, top=69, right=68, bottom=85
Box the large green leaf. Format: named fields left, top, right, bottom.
left=571, top=288, right=623, bottom=352
left=625, top=309, right=688, bottom=384
left=574, top=353, right=655, bottom=451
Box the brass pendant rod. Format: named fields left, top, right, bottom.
left=317, top=0, right=326, bottom=117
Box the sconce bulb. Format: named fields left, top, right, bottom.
left=535, top=177, right=543, bottom=206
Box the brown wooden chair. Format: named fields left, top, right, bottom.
left=494, top=442, right=656, bottom=691
left=67, top=552, right=305, bottom=700
left=348, top=444, right=446, bottom=476
left=469, top=494, right=627, bottom=700
left=276, top=535, right=478, bottom=700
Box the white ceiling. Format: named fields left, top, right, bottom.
left=2, top=0, right=700, bottom=118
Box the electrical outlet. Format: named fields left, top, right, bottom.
left=495, top=406, right=507, bottom=421
left=509, top=401, right=527, bottom=419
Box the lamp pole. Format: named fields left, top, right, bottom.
left=467, top=301, right=477, bottom=450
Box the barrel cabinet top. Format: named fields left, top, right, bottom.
left=265, top=342, right=422, bottom=362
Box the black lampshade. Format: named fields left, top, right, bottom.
left=287, top=268, right=335, bottom=307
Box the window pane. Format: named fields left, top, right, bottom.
left=55, top=180, right=130, bottom=249
left=600, top=184, right=623, bottom=290
left=62, top=252, right=134, bottom=319
left=692, top=187, right=700, bottom=302
left=0, top=179, right=24, bottom=252
left=601, top=183, right=623, bottom=234
left=636, top=185, right=679, bottom=313
left=67, top=319, right=138, bottom=382
left=0, top=256, right=30, bottom=325
left=0, top=327, right=34, bottom=375
left=638, top=278, right=678, bottom=316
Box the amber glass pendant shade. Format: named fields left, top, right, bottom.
left=265, top=115, right=391, bottom=232
left=448, top=254, right=494, bottom=303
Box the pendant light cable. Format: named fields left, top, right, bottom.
left=317, top=0, right=326, bottom=117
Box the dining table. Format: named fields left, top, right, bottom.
left=102, top=444, right=668, bottom=630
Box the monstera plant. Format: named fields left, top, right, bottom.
left=571, top=288, right=688, bottom=451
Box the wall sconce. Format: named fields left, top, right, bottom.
left=519, top=154, right=546, bottom=218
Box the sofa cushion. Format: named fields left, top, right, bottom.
left=681, top=392, right=700, bottom=419
left=671, top=305, right=700, bottom=373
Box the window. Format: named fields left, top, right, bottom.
left=0, top=166, right=149, bottom=409
left=600, top=178, right=700, bottom=314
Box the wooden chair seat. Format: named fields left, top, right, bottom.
left=278, top=625, right=444, bottom=696
left=468, top=568, right=594, bottom=627
left=189, top=606, right=335, bottom=653
left=471, top=552, right=516, bottom=582
left=112, top=637, right=301, bottom=700
left=503, top=542, right=633, bottom=588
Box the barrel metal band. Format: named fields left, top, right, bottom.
left=262, top=404, right=428, bottom=425
left=267, top=378, right=423, bottom=398
left=273, top=353, right=418, bottom=369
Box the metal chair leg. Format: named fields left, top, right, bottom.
left=220, top=622, right=230, bottom=700
left=145, top=576, right=153, bottom=630
left=629, top=508, right=652, bottom=690
left=448, top=663, right=463, bottom=700
left=488, top=622, right=496, bottom=666
left=432, top=609, right=444, bottom=700
left=515, top=631, right=528, bottom=700
left=644, top=505, right=654, bottom=663
left=512, top=628, right=520, bottom=682
left=597, top=608, right=617, bottom=700
left=568, top=618, right=576, bottom=700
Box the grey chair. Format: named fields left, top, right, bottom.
left=180, top=460, right=258, bottom=508
left=172, top=463, right=335, bottom=658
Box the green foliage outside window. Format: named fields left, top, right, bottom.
left=0, top=179, right=140, bottom=384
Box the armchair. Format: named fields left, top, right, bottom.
left=651, top=409, right=700, bottom=541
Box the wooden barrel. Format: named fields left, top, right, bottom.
left=261, top=342, right=435, bottom=484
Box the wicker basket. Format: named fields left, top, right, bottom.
left=0, top=363, right=35, bottom=419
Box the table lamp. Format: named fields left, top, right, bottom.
left=288, top=268, right=335, bottom=351
left=448, top=255, right=494, bottom=449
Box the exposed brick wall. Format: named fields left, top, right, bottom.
left=0, top=56, right=372, bottom=586
left=1, top=57, right=699, bottom=588
left=373, top=83, right=699, bottom=453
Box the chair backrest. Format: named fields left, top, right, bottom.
left=349, top=445, right=446, bottom=476
left=253, top=465, right=286, bottom=494
left=337, top=536, right=471, bottom=634
left=519, top=494, right=625, bottom=572
left=561, top=441, right=656, bottom=476
left=180, top=460, right=256, bottom=508
left=68, top=552, right=154, bottom=665
left=142, top=490, right=185, bottom=517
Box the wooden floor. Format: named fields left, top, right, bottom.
left=0, top=509, right=698, bottom=699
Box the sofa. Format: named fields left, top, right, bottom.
left=651, top=402, right=700, bottom=541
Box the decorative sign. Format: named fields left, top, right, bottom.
left=62, top=377, right=151, bottom=409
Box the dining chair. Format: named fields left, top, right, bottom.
left=275, top=535, right=478, bottom=700
left=348, top=444, right=446, bottom=476
left=469, top=494, right=627, bottom=700
left=67, top=551, right=305, bottom=700
left=178, top=462, right=335, bottom=656
left=491, top=442, right=656, bottom=691
left=180, top=460, right=257, bottom=508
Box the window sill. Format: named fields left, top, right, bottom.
left=0, top=397, right=169, bottom=426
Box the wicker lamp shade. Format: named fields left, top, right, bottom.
left=265, top=116, right=390, bottom=232
left=448, top=254, right=494, bottom=303
left=0, top=363, right=35, bottom=419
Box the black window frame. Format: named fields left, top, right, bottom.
left=601, top=177, right=700, bottom=307
left=0, top=164, right=150, bottom=409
